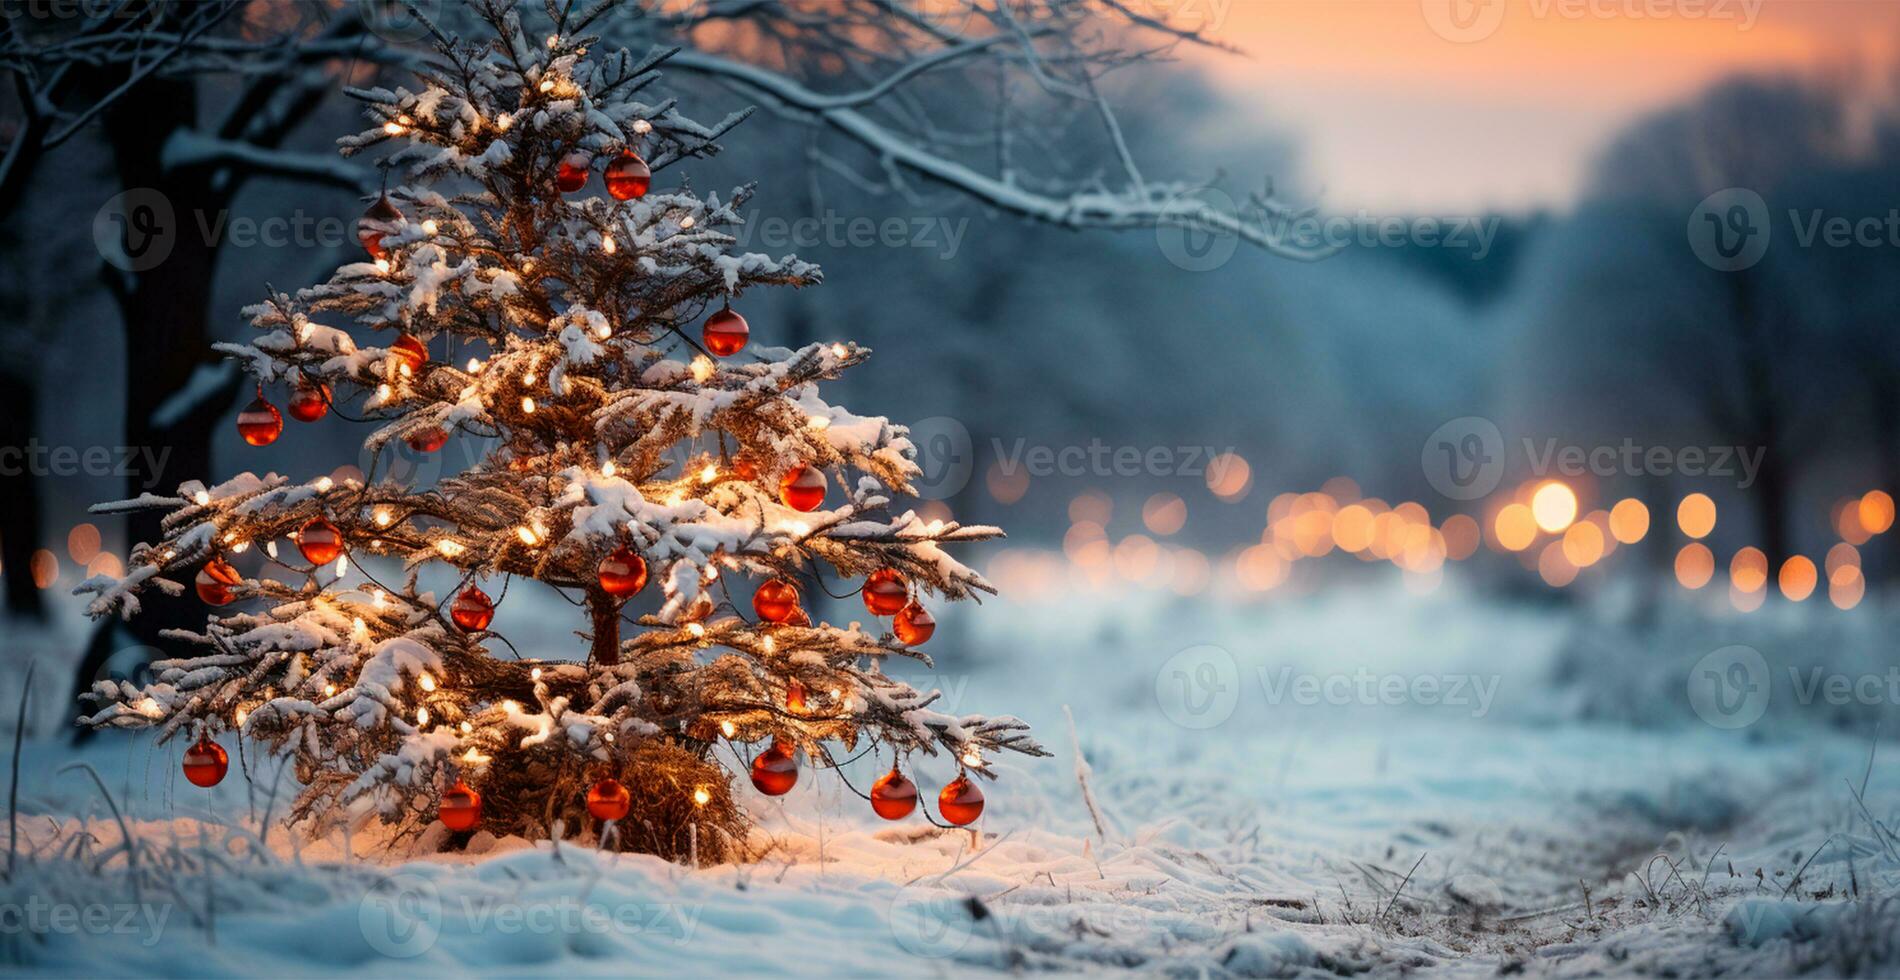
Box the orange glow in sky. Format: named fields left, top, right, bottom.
left=1176, top=0, right=1899, bottom=212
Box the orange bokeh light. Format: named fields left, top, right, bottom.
left=1608, top=498, right=1649, bottom=544
left=1206, top=453, right=1251, bottom=501
left=1675, top=543, right=1714, bottom=589
left=1141, top=492, right=1187, bottom=536
left=1778, top=555, right=1817, bottom=601
left=1677, top=493, right=1716, bottom=539
left=1530, top=482, right=1577, bottom=533
left=1561, top=521, right=1604, bottom=567
left=1729, top=546, right=1767, bottom=593
left=1495, top=503, right=1538, bottom=551
left=1860, top=490, right=1895, bottom=535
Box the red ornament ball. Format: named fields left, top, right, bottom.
left=752, top=579, right=800, bottom=624
left=556, top=151, right=590, bottom=193
left=894, top=601, right=935, bottom=646
left=862, top=568, right=908, bottom=617
left=604, top=151, right=651, bottom=201
left=287, top=381, right=330, bottom=422
left=389, top=333, right=428, bottom=375
left=358, top=195, right=402, bottom=259
left=938, top=774, right=985, bottom=826
left=749, top=740, right=798, bottom=796
left=195, top=558, right=242, bottom=606
left=451, top=585, right=494, bottom=632
left=405, top=427, right=448, bottom=453
left=702, top=308, right=749, bottom=357
left=182, top=734, right=229, bottom=787
left=587, top=778, right=632, bottom=821
left=297, top=517, right=343, bottom=566
left=439, top=780, right=482, bottom=832
left=236, top=396, right=282, bottom=447
left=779, top=464, right=827, bottom=512
left=784, top=606, right=811, bottom=628
left=598, top=546, right=648, bottom=598
left=871, top=767, right=919, bottom=820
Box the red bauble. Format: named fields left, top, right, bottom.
left=358, top=195, right=402, bottom=259
left=862, top=568, right=908, bottom=617
left=598, top=546, right=648, bottom=598
left=287, top=381, right=331, bottom=422
left=439, top=780, right=482, bottom=832
left=405, top=428, right=448, bottom=453
left=779, top=464, right=827, bottom=512
left=389, top=333, right=428, bottom=375
left=555, top=152, right=590, bottom=193
left=587, top=778, right=631, bottom=821
left=752, top=579, right=800, bottom=624
left=182, top=734, right=229, bottom=787
left=749, top=740, right=798, bottom=796
left=786, top=679, right=808, bottom=714
left=451, top=586, right=494, bottom=632
left=871, top=767, right=919, bottom=820
left=702, top=308, right=749, bottom=357
left=604, top=151, right=651, bottom=201
left=297, top=517, right=344, bottom=566
left=195, top=558, right=242, bottom=606
left=938, top=774, right=985, bottom=826
left=894, top=602, right=935, bottom=645
left=236, top=397, right=282, bottom=447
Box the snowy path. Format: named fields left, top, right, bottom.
left=4, top=585, right=1896, bottom=976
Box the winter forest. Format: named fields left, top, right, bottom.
left=4, top=0, right=1900, bottom=976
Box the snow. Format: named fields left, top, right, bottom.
left=8, top=576, right=1900, bottom=975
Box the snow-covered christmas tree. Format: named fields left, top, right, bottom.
left=75, top=0, right=1044, bottom=862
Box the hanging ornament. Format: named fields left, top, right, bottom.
left=439, top=780, right=482, bottom=831
left=556, top=151, right=590, bottom=193
left=749, top=739, right=797, bottom=796
left=785, top=606, right=811, bottom=628
left=587, top=777, right=631, bottom=821
left=287, top=380, right=331, bottom=422
left=405, top=427, right=448, bottom=453
left=597, top=546, right=648, bottom=598
left=451, top=585, right=495, bottom=631
left=862, top=568, right=908, bottom=616
left=358, top=195, right=403, bottom=260
left=604, top=150, right=651, bottom=200
left=236, top=396, right=283, bottom=447
left=389, top=333, right=428, bottom=374
left=871, top=765, right=919, bottom=820
left=779, top=464, right=827, bottom=512
left=938, top=773, right=985, bottom=826
left=195, top=558, right=242, bottom=606
left=182, top=734, right=229, bottom=787
left=752, top=579, right=800, bottom=624
left=894, top=601, right=936, bottom=645
left=702, top=307, right=749, bottom=357
left=786, top=679, right=808, bottom=714
left=297, top=517, right=344, bottom=566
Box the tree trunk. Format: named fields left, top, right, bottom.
left=589, top=591, right=621, bottom=666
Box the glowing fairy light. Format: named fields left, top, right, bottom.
left=700, top=464, right=717, bottom=483
left=193, top=491, right=210, bottom=506
left=690, top=356, right=714, bottom=382
left=632, top=119, right=652, bottom=134
left=831, top=344, right=847, bottom=357
left=416, top=706, right=429, bottom=726
left=383, top=121, right=403, bottom=136
left=397, top=115, right=413, bottom=127
left=720, top=721, right=735, bottom=738
left=961, top=748, right=982, bottom=768
left=530, top=667, right=543, bottom=681
left=601, top=234, right=616, bottom=255
left=466, top=358, right=483, bottom=373
left=334, top=555, right=349, bottom=577
left=762, top=637, right=775, bottom=654
left=230, top=540, right=249, bottom=554
left=422, top=219, right=439, bottom=235
left=375, top=258, right=391, bottom=273
left=538, top=78, right=554, bottom=93
left=496, top=113, right=511, bottom=131
left=500, top=700, right=519, bottom=714
left=808, top=415, right=830, bottom=430
left=516, top=525, right=540, bottom=546
left=522, top=396, right=537, bottom=414
left=224, top=531, right=239, bottom=544
left=692, top=787, right=710, bottom=807
left=419, top=673, right=436, bottom=692
left=323, top=684, right=336, bottom=697
left=435, top=539, right=466, bottom=558
left=315, top=476, right=334, bottom=492
left=374, top=507, right=394, bottom=527
left=375, top=383, right=392, bottom=403
left=594, top=321, right=612, bottom=340
left=601, top=461, right=616, bottom=477
left=546, top=33, right=559, bottom=48
left=265, top=540, right=278, bottom=559
left=459, top=721, right=472, bottom=733
left=236, top=708, right=248, bottom=726
left=687, top=623, right=706, bottom=638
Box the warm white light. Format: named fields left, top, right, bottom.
left=961, top=748, right=981, bottom=767
left=530, top=667, right=543, bottom=681
left=236, top=708, right=248, bottom=726
left=594, top=322, right=612, bottom=340
left=538, top=78, right=554, bottom=93
left=375, top=383, right=392, bottom=402
left=516, top=526, right=539, bottom=546
left=692, top=787, right=710, bottom=807
left=720, top=721, right=735, bottom=738
left=679, top=216, right=695, bottom=229
left=383, top=121, right=403, bottom=135
left=687, top=623, right=706, bottom=638
left=315, top=476, right=334, bottom=492
left=831, top=344, right=847, bottom=357
left=601, top=235, right=616, bottom=255
left=601, top=461, right=616, bottom=477
left=459, top=721, right=472, bottom=733
left=416, top=706, right=429, bottom=726
left=323, top=684, right=336, bottom=697
left=422, top=219, right=438, bottom=235
left=690, top=356, right=714, bottom=382
left=419, top=673, right=436, bottom=692
left=700, top=465, right=718, bottom=483
left=466, top=358, right=483, bottom=373
left=500, top=700, right=519, bottom=714
left=546, top=33, right=559, bottom=48
left=193, top=491, right=211, bottom=506
left=334, top=555, right=349, bottom=577
left=808, top=416, right=830, bottom=430
left=265, top=540, right=278, bottom=559
left=521, top=396, right=536, bottom=414
left=435, top=539, right=466, bottom=558
left=632, top=119, right=652, bottom=134
left=230, top=540, right=249, bottom=554
left=496, top=113, right=512, bottom=131
left=374, top=507, right=394, bottom=527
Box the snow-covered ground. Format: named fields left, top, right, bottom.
left=4, top=575, right=1897, bottom=977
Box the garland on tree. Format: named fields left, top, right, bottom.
left=75, top=0, right=1045, bottom=863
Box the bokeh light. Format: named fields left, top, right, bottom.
left=1778, top=555, right=1816, bottom=601
left=1495, top=503, right=1537, bottom=551
left=1530, top=481, right=1578, bottom=534
left=1729, top=547, right=1767, bottom=593
left=1675, top=543, right=1714, bottom=589
left=67, top=523, right=101, bottom=564
left=1860, top=490, right=1895, bottom=535
left=1141, top=492, right=1187, bottom=536
left=1608, top=498, right=1649, bottom=544
left=1677, top=493, right=1716, bottom=539
left=1561, top=521, right=1604, bottom=567
left=1206, top=453, right=1251, bottom=502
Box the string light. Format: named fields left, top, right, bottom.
left=230, top=540, right=249, bottom=554
left=466, top=358, right=483, bottom=373
left=459, top=721, right=472, bottom=733
left=323, top=683, right=336, bottom=697
left=538, top=78, right=554, bottom=93
left=601, top=234, right=616, bottom=255
left=516, top=525, right=540, bottom=546
left=679, top=216, right=695, bottom=229
left=522, top=396, right=537, bottom=414
left=690, top=356, right=714, bottom=382
left=419, top=673, right=436, bottom=692
left=808, top=416, right=830, bottom=430
left=530, top=667, right=543, bottom=681
left=495, top=113, right=511, bottom=131
left=720, top=721, right=735, bottom=738
left=687, top=623, right=706, bottom=638
left=265, top=540, right=278, bottom=559
left=383, top=121, right=403, bottom=136
left=601, top=461, right=616, bottom=478
left=422, top=219, right=439, bottom=235
left=633, top=119, right=652, bottom=134
left=374, top=507, right=394, bottom=527
left=315, top=476, right=334, bottom=492
left=416, top=706, right=429, bottom=726
left=193, top=491, right=211, bottom=506
left=700, top=464, right=718, bottom=483
left=334, top=555, right=349, bottom=577
left=831, top=344, right=847, bottom=357
left=435, top=539, right=466, bottom=558
left=375, top=258, right=391, bottom=273
left=692, top=787, right=710, bottom=807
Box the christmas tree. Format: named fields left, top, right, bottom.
left=75, top=0, right=1044, bottom=862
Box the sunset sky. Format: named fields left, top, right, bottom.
left=1180, top=0, right=1900, bottom=213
